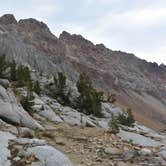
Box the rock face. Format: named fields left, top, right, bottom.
left=0, top=14, right=17, bottom=25
left=0, top=14, right=165, bottom=130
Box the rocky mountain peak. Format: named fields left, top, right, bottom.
left=0, top=14, right=17, bottom=25
left=59, top=31, right=94, bottom=46
left=18, top=18, right=50, bottom=32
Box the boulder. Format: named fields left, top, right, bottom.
left=0, top=79, right=10, bottom=88
left=158, top=150, right=166, bottom=161
left=33, top=96, right=63, bottom=123
left=118, top=130, right=163, bottom=147
left=27, top=145, right=73, bottom=166
left=19, top=127, right=35, bottom=138
left=15, top=138, right=45, bottom=146
left=0, top=131, right=16, bottom=166
left=123, top=150, right=137, bottom=161
left=102, top=103, right=123, bottom=118
left=0, top=86, right=43, bottom=130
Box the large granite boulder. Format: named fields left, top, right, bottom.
left=0, top=85, right=43, bottom=130
left=0, top=131, right=16, bottom=166
left=27, top=145, right=73, bottom=166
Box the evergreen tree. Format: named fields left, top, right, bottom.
left=0, top=54, right=8, bottom=78
left=20, top=95, right=34, bottom=113
left=90, top=91, right=103, bottom=117
left=21, top=81, right=34, bottom=113
left=54, top=72, right=66, bottom=96
left=77, top=73, right=92, bottom=96
left=10, top=60, right=16, bottom=81
left=33, top=80, right=41, bottom=95
left=108, top=114, right=119, bottom=134
left=54, top=72, right=70, bottom=105
left=126, top=108, right=135, bottom=125
left=76, top=73, right=103, bottom=117
left=16, top=65, right=31, bottom=87
left=117, top=108, right=135, bottom=126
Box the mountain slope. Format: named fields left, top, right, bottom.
left=0, top=14, right=165, bottom=130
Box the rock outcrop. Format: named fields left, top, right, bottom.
left=0, top=85, right=43, bottom=130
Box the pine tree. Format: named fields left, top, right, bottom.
left=109, top=114, right=119, bottom=134
left=33, top=80, right=41, bottom=95
left=90, top=91, right=103, bottom=117
left=53, top=72, right=70, bottom=105
left=76, top=73, right=103, bottom=117
left=0, top=54, right=8, bottom=78
left=16, top=65, right=31, bottom=87
left=10, top=60, right=16, bottom=81
left=54, top=72, right=66, bottom=96
left=126, top=108, right=135, bottom=126
left=117, top=108, right=135, bottom=126
left=20, top=95, right=34, bottom=113
left=20, top=81, right=34, bottom=113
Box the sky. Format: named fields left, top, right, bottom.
left=0, top=0, right=166, bottom=64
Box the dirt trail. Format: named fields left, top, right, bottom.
left=36, top=122, right=140, bottom=166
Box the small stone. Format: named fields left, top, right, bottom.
left=96, top=158, right=102, bottom=162
left=139, top=148, right=152, bottom=156
left=56, top=137, right=66, bottom=145
left=123, top=150, right=136, bottom=161
left=117, top=161, right=130, bottom=166
left=13, top=156, right=21, bottom=161
left=19, top=127, right=35, bottom=138
left=104, top=147, right=121, bottom=155
left=85, top=120, right=96, bottom=127
left=31, top=161, right=44, bottom=166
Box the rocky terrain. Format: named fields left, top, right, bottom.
left=0, top=14, right=165, bottom=130
left=0, top=14, right=166, bottom=166
left=0, top=74, right=166, bottom=166
left=0, top=61, right=165, bottom=166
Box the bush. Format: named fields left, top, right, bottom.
left=76, top=73, right=103, bottom=117
left=117, top=108, right=135, bottom=127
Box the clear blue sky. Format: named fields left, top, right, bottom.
left=0, top=0, right=166, bottom=64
